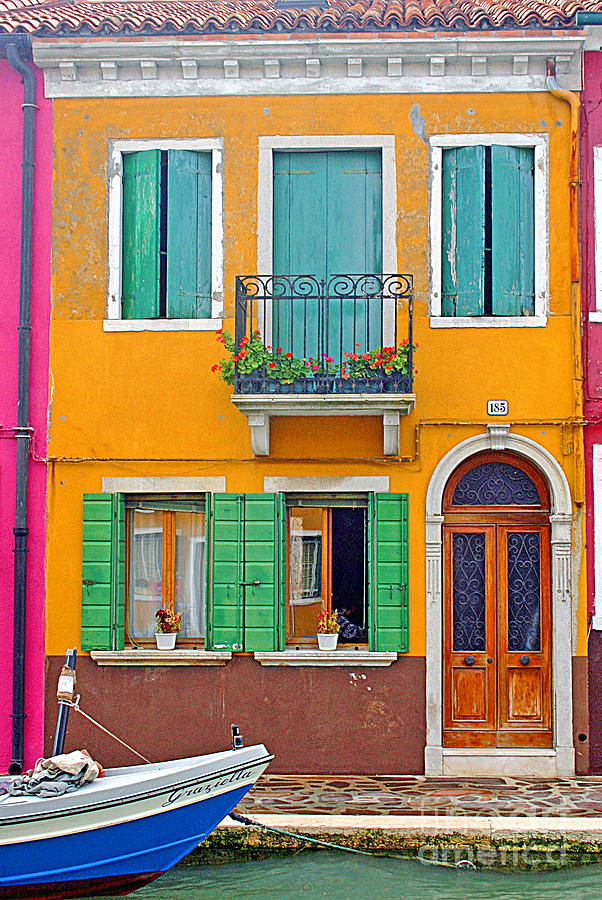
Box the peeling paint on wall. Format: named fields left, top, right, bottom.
left=409, top=103, right=428, bottom=144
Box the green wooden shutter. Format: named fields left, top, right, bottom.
left=278, top=493, right=287, bottom=651
left=243, top=494, right=279, bottom=652
left=373, top=493, right=409, bottom=652
left=367, top=493, right=375, bottom=652
left=166, top=150, right=212, bottom=319
left=81, top=493, right=125, bottom=651
left=442, top=146, right=485, bottom=317
left=122, top=150, right=161, bottom=319
left=210, top=494, right=244, bottom=651
left=491, top=146, right=535, bottom=316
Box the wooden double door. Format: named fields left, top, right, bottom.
left=442, top=455, right=552, bottom=749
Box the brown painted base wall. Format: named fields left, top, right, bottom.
left=589, top=633, right=602, bottom=773
left=573, top=655, right=590, bottom=775
left=45, top=656, right=426, bottom=774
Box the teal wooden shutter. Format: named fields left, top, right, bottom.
left=372, top=493, right=409, bottom=652
left=243, top=494, right=279, bottom=652
left=166, top=150, right=212, bottom=319
left=210, top=494, right=244, bottom=651
left=491, top=146, right=535, bottom=316
left=326, top=150, right=382, bottom=355
left=273, top=151, right=327, bottom=357
left=122, top=150, right=161, bottom=319
left=81, top=493, right=125, bottom=651
left=442, top=146, right=485, bottom=317
left=326, top=149, right=382, bottom=279
left=273, top=150, right=328, bottom=281
left=273, top=150, right=382, bottom=358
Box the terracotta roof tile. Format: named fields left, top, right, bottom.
left=0, top=0, right=601, bottom=35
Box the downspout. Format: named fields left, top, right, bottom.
left=5, top=39, right=36, bottom=776
left=546, top=59, right=585, bottom=506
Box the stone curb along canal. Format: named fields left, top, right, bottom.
left=193, top=815, right=602, bottom=869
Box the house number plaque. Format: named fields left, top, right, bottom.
left=487, top=400, right=509, bottom=416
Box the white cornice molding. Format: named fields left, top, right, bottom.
left=32, top=35, right=583, bottom=98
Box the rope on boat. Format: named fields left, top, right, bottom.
left=63, top=696, right=152, bottom=764
left=228, top=811, right=476, bottom=870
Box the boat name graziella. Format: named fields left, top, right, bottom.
left=162, top=765, right=259, bottom=807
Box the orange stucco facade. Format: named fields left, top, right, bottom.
left=44, top=86, right=588, bottom=773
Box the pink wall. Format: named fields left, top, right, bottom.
left=581, top=52, right=602, bottom=771
left=0, top=58, right=52, bottom=773
left=581, top=52, right=602, bottom=619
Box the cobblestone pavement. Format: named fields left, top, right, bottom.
left=238, top=775, right=602, bottom=817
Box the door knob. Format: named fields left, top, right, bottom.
left=487, top=658, right=493, bottom=664
left=464, top=655, right=475, bottom=666
left=520, top=655, right=530, bottom=666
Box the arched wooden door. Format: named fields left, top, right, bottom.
left=442, top=452, right=552, bottom=749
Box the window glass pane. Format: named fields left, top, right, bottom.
left=174, top=511, right=206, bottom=638
left=452, top=532, right=486, bottom=652
left=507, top=532, right=541, bottom=652
left=452, top=462, right=540, bottom=506
left=289, top=506, right=323, bottom=639
left=130, top=509, right=163, bottom=639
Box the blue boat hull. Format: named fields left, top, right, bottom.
left=0, top=783, right=250, bottom=900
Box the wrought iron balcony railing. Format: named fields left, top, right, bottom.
left=234, top=274, right=413, bottom=395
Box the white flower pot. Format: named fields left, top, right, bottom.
left=155, top=632, right=177, bottom=650
left=317, top=633, right=338, bottom=651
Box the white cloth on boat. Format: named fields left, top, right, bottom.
left=8, top=750, right=103, bottom=797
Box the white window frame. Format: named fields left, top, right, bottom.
left=593, top=445, right=602, bottom=629
left=429, top=133, right=549, bottom=329
left=257, top=135, right=397, bottom=344
left=105, top=138, right=224, bottom=332
left=591, top=147, right=602, bottom=322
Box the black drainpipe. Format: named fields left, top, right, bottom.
left=5, top=37, right=36, bottom=776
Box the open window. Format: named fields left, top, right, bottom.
left=82, top=491, right=408, bottom=655
left=106, top=139, right=224, bottom=330
left=126, top=497, right=207, bottom=642
left=429, top=134, right=548, bottom=327
left=286, top=499, right=369, bottom=644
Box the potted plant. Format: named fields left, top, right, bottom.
left=154, top=608, right=182, bottom=650
left=316, top=608, right=340, bottom=650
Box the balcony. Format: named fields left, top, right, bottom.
left=230, top=274, right=415, bottom=456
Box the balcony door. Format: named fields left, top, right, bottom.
left=272, top=149, right=382, bottom=360
left=442, top=452, right=552, bottom=749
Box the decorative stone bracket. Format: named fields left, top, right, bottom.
left=231, top=393, right=415, bottom=456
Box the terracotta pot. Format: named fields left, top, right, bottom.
left=155, top=632, right=177, bottom=650
left=317, top=633, right=338, bottom=651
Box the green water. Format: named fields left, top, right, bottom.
left=91, top=852, right=602, bottom=899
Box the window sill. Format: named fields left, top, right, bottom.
left=103, top=318, right=223, bottom=332
left=253, top=650, right=397, bottom=667
left=90, top=650, right=232, bottom=666
left=429, top=316, right=547, bottom=329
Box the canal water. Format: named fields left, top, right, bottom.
left=86, top=852, right=602, bottom=899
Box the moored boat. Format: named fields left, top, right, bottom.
left=0, top=743, right=272, bottom=900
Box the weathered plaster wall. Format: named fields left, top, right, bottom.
left=0, top=61, right=52, bottom=773
left=45, top=655, right=426, bottom=773
left=46, top=91, right=586, bottom=770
